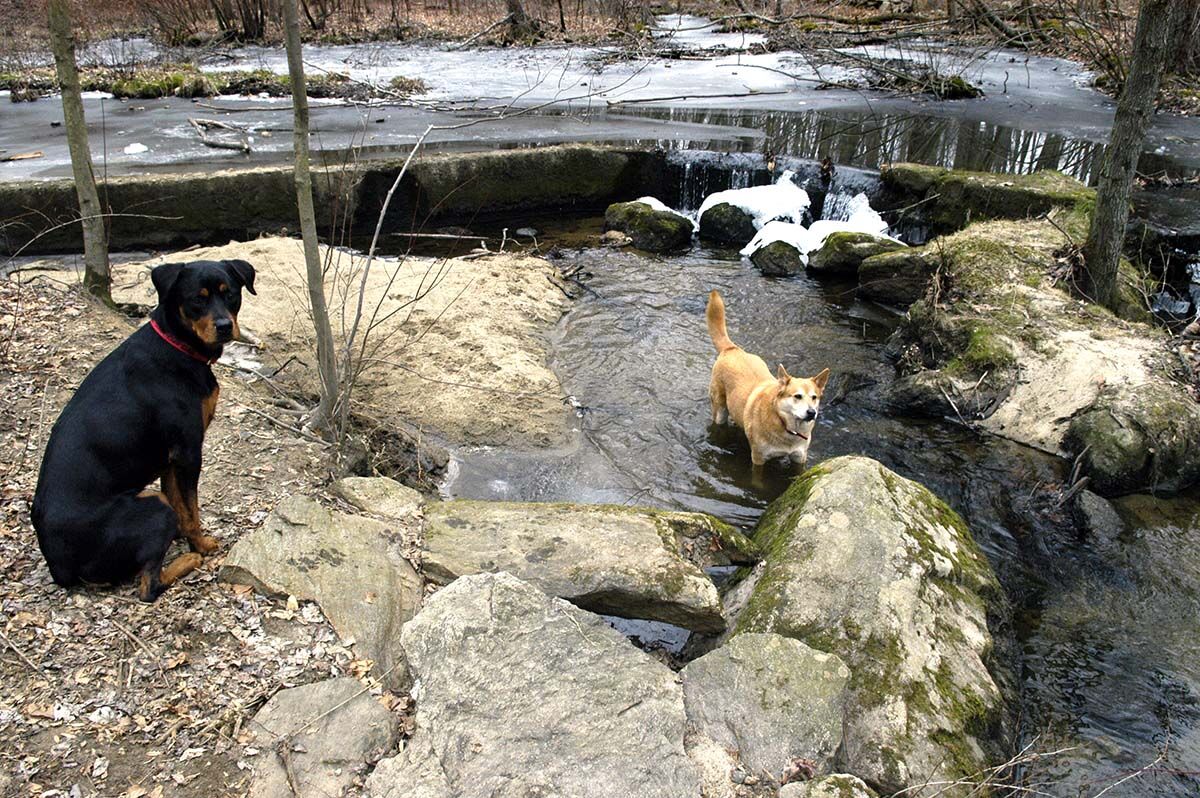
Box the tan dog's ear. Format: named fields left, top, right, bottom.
left=813, top=368, right=831, bottom=392
left=776, top=364, right=791, bottom=387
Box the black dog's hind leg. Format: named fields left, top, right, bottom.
left=162, top=448, right=218, bottom=555
left=83, top=492, right=201, bottom=602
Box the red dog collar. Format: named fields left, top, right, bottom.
left=150, top=318, right=215, bottom=365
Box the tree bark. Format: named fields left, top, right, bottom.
left=505, top=0, right=536, bottom=38
left=282, top=0, right=340, bottom=432
left=1082, top=0, right=1176, bottom=308
left=47, top=0, right=111, bottom=302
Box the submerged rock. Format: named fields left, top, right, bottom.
left=881, top=163, right=1092, bottom=235
left=366, top=572, right=699, bottom=798
left=422, top=500, right=756, bottom=633
left=730, top=456, right=1004, bottom=796
left=858, top=249, right=933, bottom=306
left=808, top=231, right=905, bottom=276
left=1065, top=384, right=1200, bottom=495
left=699, top=201, right=759, bottom=244
left=682, top=632, right=849, bottom=779
left=780, top=774, right=879, bottom=798
left=220, top=495, right=422, bottom=689
left=750, top=239, right=806, bottom=276
left=604, top=199, right=693, bottom=252
left=246, top=678, right=397, bottom=798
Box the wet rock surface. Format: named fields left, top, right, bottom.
left=422, top=500, right=755, bottom=633
left=220, top=495, right=423, bottom=689
left=807, top=231, right=905, bottom=276
left=857, top=249, right=932, bottom=306
left=750, top=239, right=806, bottom=276
left=729, top=456, right=1004, bottom=796
left=682, top=632, right=850, bottom=779
left=604, top=200, right=694, bottom=252
left=246, top=677, right=398, bottom=798
left=700, top=201, right=759, bottom=244
left=366, top=572, right=699, bottom=798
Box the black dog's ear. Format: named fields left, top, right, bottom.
left=151, top=262, right=186, bottom=303
left=223, top=259, right=256, bottom=295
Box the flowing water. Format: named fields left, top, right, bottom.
left=438, top=184, right=1200, bottom=792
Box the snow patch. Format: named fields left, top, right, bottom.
left=740, top=191, right=899, bottom=263
left=123, top=142, right=149, bottom=155
left=633, top=196, right=697, bottom=230
left=698, top=171, right=811, bottom=231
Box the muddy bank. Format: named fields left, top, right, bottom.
left=0, top=145, right=662, bottom=256
left=108, top=237, right=573, bottom=450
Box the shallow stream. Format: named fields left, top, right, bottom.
left=440, top=215, right=1200, bottom=794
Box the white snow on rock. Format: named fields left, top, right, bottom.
left=633, top=196, right=698, bottom=230
left=740, top=192, right=897, bottom=264
left=698, top=170, right=811, bottom=231
left=123, top=142, right=149, bottom=155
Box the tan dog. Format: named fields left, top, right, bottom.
left=706, top=290, right=830, bottom=467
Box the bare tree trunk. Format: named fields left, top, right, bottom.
left=948, top=0, right=957, bottom=23
left=47, top=0, right=111, bottom=303
left=1082, top=0, right=1176, bottom=308
left=282, top=0, right=339, bottom=431
left=506, top=0, right=536, bottom=38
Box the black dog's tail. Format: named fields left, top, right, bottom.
left=706, top=290, right=737, bottom=353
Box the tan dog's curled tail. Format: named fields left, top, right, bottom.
left=706, top=290, right=737, bottom=353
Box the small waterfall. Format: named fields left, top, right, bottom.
left=663, top=150, right=885, bottom=222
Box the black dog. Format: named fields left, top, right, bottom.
left=32, top=259, right=255, bottom=602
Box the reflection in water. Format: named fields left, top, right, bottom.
left=617, top=107, right=1128, bottom=183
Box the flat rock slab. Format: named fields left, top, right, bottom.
left=334, top=476, right=424, bottom=519
left=423, top=500, right=756, bottom=634
left=220, top=495, right=423, bottom=689
left=682, top=632, right=849, bottom=780
left=781, top=774, right=879, bottom=798
left=366, top=572, right=699, bottom=798
left=247, top=677, right=398, bottom=798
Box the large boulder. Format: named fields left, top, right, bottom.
left=730, top=456, right=1005, bottom=797
left=699, top=202, right=758, bottom=244
left=750, top=239, right=806, bottom=276
left=604, top=200, right=693, bottom=253
left=681, top=632, right=849, bottom=780
left=1064, top=383, right=1200, bottom=495
left=808, top=231, right=905, bottom=276
left=880, top=164, right=1092, bottom=235
left=366, top=572, right=700, bottom=798
left=245, top=677, right=398, bottom=798
left=220, top=495, right=423, bottom=689
left=422, top=501, right=756, bottom=633
left=858, top=249, right=932, bottom=306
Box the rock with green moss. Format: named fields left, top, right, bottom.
left=730, top=456, right=1004, bottom=796
left=750, top=239, right=806, bottom=276
left=681, top=632, right=849, bottom=779
left=780, top=774, right=879, bottom=798
left=881, top=163, right=1093, bottom=235
left=883, top=212, right=1196, bottom=497
left=422, top=500, right=757, bottom=633
left=604, top=200, right=693, bottom=252
left=699, top=202, right=758, bottom=244
left=1064, top=384, right=1200, bottom=495
left=809, top=231, right=906, bottom=276
left=858, top=249, right=933, bottom=306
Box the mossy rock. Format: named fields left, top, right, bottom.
left=1064, top=384, right=1200, bottom=496
left=881, top=164, right=1093, bottom=235
left=809, top=231, right=906, bottom=276
left=729, top=456, right=1005, bottom=796
left=749, top=240, right=805, bottom=276
left=780, top=774, right=879, bottom=798
left=698, top=202, right=758, bottom=244
left=858, top=248, right=933, bottom=306
left=603, top=201, right=692, bottom=253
